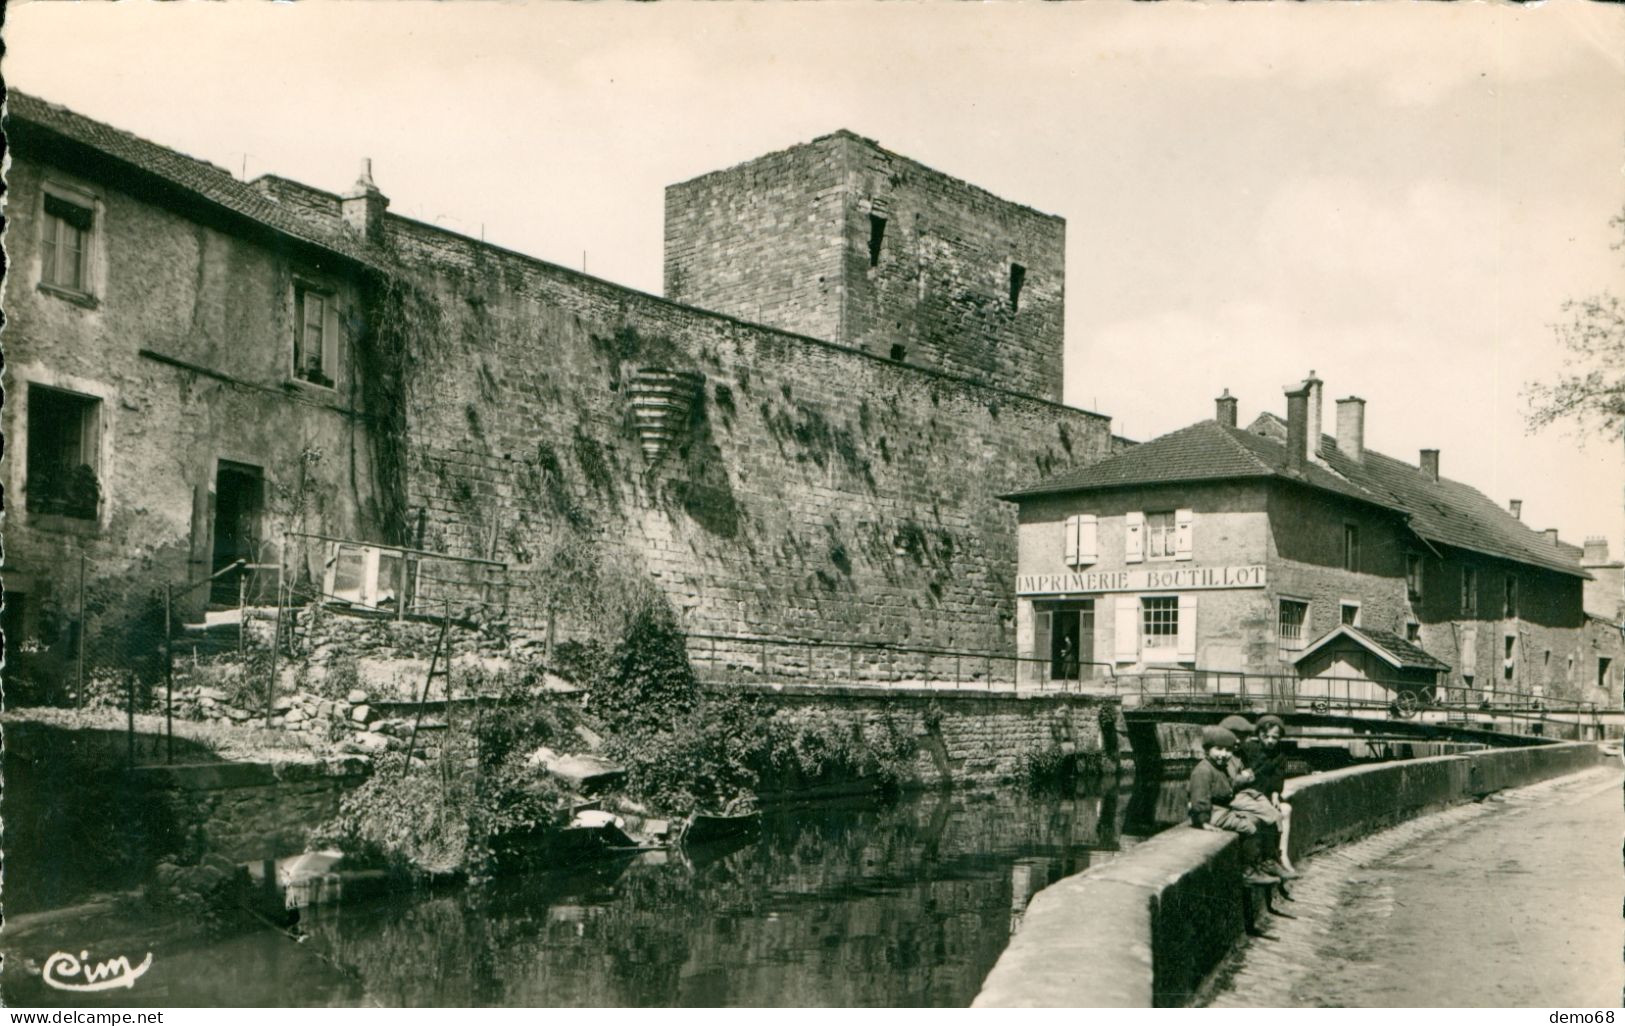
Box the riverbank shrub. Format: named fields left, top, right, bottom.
left=586, top=603, right=698, bottom=734
left=1020, top=740, right=1109, bottom=792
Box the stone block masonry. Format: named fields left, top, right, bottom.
left=712, top=682, right=1113, bottom=788
left=666, top=131, right=1066, bottom=402
left=387, top=212, right=1113, bottom=654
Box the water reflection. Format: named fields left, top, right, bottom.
left=4, top=775, right=1190, bottom=1008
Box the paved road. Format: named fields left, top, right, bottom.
left=1208, top=765, right=1623, bottom=1007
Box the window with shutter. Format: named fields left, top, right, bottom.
left=1174, top=508, right=1194, bottom=561
left=1113, top=596, right=1139, bottom=662
left=1063, top=514, right=1098, bottom=568
left=294, top=285, right=338, bottom=389
left=1125, top=511, right=1145, bottom=564
left=1176, top=594, right=1198, bottom=660
left=1031, top=610, right=1052, bottom=686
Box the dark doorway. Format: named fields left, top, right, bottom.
left=1048, top=601, right=1095, bottom=681
left=211, top=461, right=264, bottom=605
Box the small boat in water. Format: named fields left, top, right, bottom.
left=679, top=803, right=761, bottom=846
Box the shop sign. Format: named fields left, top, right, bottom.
left=1017, top=564, right=1267, bottom=596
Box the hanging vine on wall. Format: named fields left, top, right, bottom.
left=357, top=261, right=447, bottom=543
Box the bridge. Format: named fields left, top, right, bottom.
left=683, top=632, right=1619, bottom=750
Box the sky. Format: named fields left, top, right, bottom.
left=8, top=1, right=1625, bottom=551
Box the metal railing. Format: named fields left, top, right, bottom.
left=684, top=632, right=1614, bottom=739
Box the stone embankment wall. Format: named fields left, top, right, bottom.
left=129, top=757, right=370, bottom=865
left=973, top=740, right=1609, bottom=1008
left=717, top=683, right=1116, bottom=788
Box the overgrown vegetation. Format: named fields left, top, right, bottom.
left=314, top=670, right=572, bottom=880
left=1019, top=741, right=1108, bottom=793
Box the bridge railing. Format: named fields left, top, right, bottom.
left=682, top=634, right=1610, bottom=735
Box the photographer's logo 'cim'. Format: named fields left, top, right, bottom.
left=42, top=950, right=154, bottom=992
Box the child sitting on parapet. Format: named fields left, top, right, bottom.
left=1187, top=725, right=1281, bottom=886
left=1252, top=714, right=1296, bottom=874
left=1220, top=714, right=1298, bottom=881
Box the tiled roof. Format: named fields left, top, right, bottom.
left=1005, top=409, right=1585, bottom=579
left=4, top=91, right=372, bottom=264
left=1002, top=419, right=1377, bottom=507
left=1249, top=414, right=1584, bottom=579
left=1295, top=624, right=1452, bottom=672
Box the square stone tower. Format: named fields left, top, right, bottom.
left=664, top=130, right=1065, bottom=401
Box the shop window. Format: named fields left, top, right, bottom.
left=293, top=284, right=338, bottom=389
left=1278, top=599, right=1309, bottom=656
left=1406, top=552, right=1424, bottom=602
left=41, top=191, right=95, bottom=295
left=1340, top=601, right=1361, bottom=627
left=26, top=385, right=101, bottom=520
left=1342, top=524, right=1360, bottom=572
left=1141, top=596, right=1179, bottom=653
left=1503, top=574, right=1518, bottom=619
left=1461, top=567, right=1478, bottom=616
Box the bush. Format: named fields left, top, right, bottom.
left=608, top=692, right=771, bottom=813
left=585, top=603, right=697, bottom=734
left=316, top=681, right=575, bottom=878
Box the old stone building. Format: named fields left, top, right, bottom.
left=2, top=92, right=386, bottom=653
left=3, top=92, right=1117, bottom=663
left=1005, top=375, right=1623, bottom=707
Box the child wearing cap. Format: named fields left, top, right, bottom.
left=1221, top=714, right=1298, bottom=881
left=1188, top=725, right=1279, bottom=886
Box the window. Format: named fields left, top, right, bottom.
left=1009, top=263, right=1026, bottom=312
left=1062, top=514, right=1098, bottom=568
left=1405, top=552, right=1424, bottom=602
left=293, top=285, right=337, bottom=388
left=41, top=193, right=94, bottom=295
left=1340, top=601, right=1361, bottom=627
left=1504, top=634, right=1517, bottom=683
left=1503, top=575, right=1518, bottom=619
left=867, top=215, right=887, bottom=267
left=1600, top=657, right=1613, bottom=691
left=1406, top=621, right=1421, bottom=643
left=1278, top=599, right=1309, bottom=656
left=1145, top=511, right=1177, bottom=560
left=1342, top=524, right=1360, bottom=572
left=1142, top=596, right=1179, bottom=652
left=1461, top=567, right=1478, bottom=616
left=26, top=385, right=101, bottom=520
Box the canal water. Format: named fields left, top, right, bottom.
left=3, top=775, right=1190, bottom=1007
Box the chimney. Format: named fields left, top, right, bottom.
left=1583, top=536, right=1609, bottom=564
left=1304, top=371, right=1324, bottom=462
left=1543, top=528, right=1560, bottom=545
left=1284, top=382, right=1311, bottom=474
left=1509, top=499, right=1523, bottom=521
left=1215, top=389, right=1238, bottom=429
left=1335, top=396, right=1365, bottom=461
left=341, top=158, right=389, bottom=242
left=1419, top=448, right=1440, bottom=482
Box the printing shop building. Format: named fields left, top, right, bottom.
left=1002, top=378, right=1605, bottom=704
